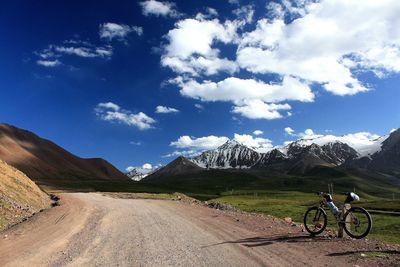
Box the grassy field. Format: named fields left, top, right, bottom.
left=212, top=191, right=400, bottom=244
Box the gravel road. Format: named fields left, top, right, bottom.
left=0, top=193, right=398, bottom=266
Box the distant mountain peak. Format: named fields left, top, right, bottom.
left=218, top=139, right=243, bottom=149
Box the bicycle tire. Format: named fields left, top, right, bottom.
left=343, top=207, right=372, bottom=239
left=304, top=206, right=327, bottom=235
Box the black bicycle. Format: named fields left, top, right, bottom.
left=303, top=192, right=372, bottom=239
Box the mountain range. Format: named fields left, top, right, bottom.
left=146, top=128, right=400, bottom=181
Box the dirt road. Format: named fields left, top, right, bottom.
left=0, top=193, right=398, bottom=266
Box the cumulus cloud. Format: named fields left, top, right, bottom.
left=253, top=130, right=263, bottom=136
left=238, top=0, right=400, bottom=95
left=159, top=0, right=400, bottom=120
left=233, top=133, right=273, bottom=153
left=162, top=55, right=238, bottom=76
left=232, top=100, right=291, bottom=120
left=175, top=76, right=313, bottom=103
left=97, top=102, right=120, bottom=111
left=284, top=127, right=295, bottom=135
left=99, top=22, right=143, bottom=41
left=95, top=102, right=155, bottom=130
left=142, top=163, right=153, bottom=169
left=170, top=135, right=229, bottom=150
left=139, top=0, right=181, bottom=17
left=155, top=105, right=179, bottom=113
left=161, top=17, right=239, bottom=76
left=171, top=75, right=312, bottom=119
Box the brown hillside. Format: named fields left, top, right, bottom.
left=0, top=159, right=50, bottom=231
left=0, top=123, right=128, bottom=186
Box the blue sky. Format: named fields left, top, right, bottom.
left=1, top=0, right=399, bottom=171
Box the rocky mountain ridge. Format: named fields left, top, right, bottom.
left=151, top=128, right=400, bottom=177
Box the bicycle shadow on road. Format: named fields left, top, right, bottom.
left=203, top=234, right=340, bottom=248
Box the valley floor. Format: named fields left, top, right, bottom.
left=0, top=193, right=399, bottom=266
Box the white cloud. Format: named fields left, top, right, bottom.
left=170, top=135, right=229, bottom=150
left=284, top=127, right=295, bottom=135
left=175, top=76, right=314, bottom=103
left=194, top=103, right=204, bottom=110
left=161, top=17, right=239, bottom=76
left=300, top=128, right=321, bottom=139
left=97, top=102, right=120, bottom=111
left=36, top=59, right=61, bottom=67
left=155, top=105, right=179, bottom=113
left=232, top=100, right=291, bottom=120
left=233, top=5, right=255, bottom=24
left=161, top=55, right=238, bottom=76
left=54, top=45, right=112, bottom=58
left=164, top=18, right=237, bottom=59
left=172, top=76, right=312, bottom=119
left=233, top=133, right=273, bottom=153
left=162, top=149, right=201, bottom=158
left=139, top=0, right=181, bottom=17
left=160, top=0, right=400, bottom=120
left=35, top=37, right=115, bottom=68
left=129, top=141, right=142, bottom=145
left=99, top=22, right=143, bottom=41
left=142, top=163, right=153, bottom=169
left=206, top=7, right=218, bottom=17
left=253, top=130, right=263, bottom=136
left=238, top=0, right=400, bottom=95
left=95, top=102, right=155, bottom=130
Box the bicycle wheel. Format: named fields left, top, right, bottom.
left=343, top=207, right=372, bottom=239
left=304, top=206, right=327, bottom=235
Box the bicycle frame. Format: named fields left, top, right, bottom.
left=317, top=197, right=351, bottom=226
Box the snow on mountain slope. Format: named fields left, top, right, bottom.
left=191, top=140, right=261, bottom=169
left=126, top=167, right=150, bottom=181
left=186, top=129, right=397, bottom=171
left=282, top=134, right=389, bottom=158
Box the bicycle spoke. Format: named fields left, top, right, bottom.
left=344, top=208, right=372, bottom=238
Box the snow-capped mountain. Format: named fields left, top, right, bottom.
left=191, top=140, right=261, bottom=169
left=284, top=134, right=389, bottom=158
left=191, top=139, right=359, bottom=171
left=285, top=141, right=358, bottom=165
left=349, top=129, right=400, bottom=173
left=189, top=129, right=396, bottom=173
left=126, top=167, right=150, bottom=181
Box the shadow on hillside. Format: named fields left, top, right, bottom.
left=327, top=250, right=400, bottom=257
left=203, top=234, right=339, bottom=248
